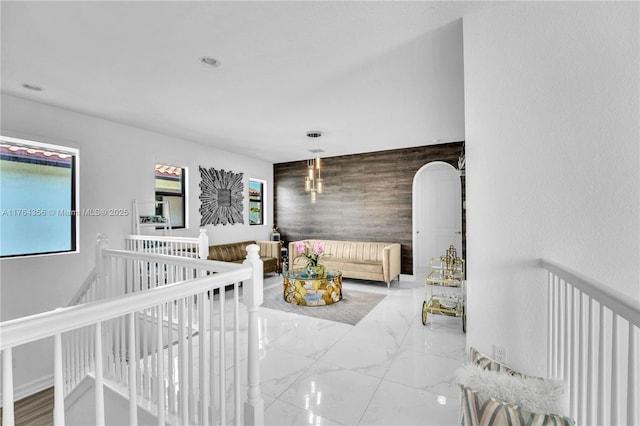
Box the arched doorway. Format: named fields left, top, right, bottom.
left=412, top=161, right=462, bottom=276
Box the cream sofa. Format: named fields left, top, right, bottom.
left=289, top=239, right=401, bottom=287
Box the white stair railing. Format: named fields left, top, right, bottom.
left=70, top=231, right=209, bottom=308
left=125, top=228, right=209, bottom=259
left=1, top=238, right=263, bottom=426
left=543, top=259, right=639, bottom=426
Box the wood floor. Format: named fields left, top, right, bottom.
left=0, top=388, right=53, bottom=426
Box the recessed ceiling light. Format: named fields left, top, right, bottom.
left=21, top=83, right=43, bottom=91
left=200, top=57, right=221, bottom=68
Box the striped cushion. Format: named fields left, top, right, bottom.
left=470, top=346, right=523, bottom=376
left=461, top=386, right=575, bottom=426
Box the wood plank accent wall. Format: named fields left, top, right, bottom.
left=274, top=142, right=465, bottom=275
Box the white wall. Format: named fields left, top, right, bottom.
left=0, top=93, right=273, bottom=396
left=463, top=2, right=639, bottom=375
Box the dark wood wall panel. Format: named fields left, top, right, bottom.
left=274, top=142, right=465, bottom=275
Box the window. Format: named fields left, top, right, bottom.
left=0, top=136, right=78, bottom=258
left=154, top=163, right=186, bottom=229
left=249, top=178, right=265, bottom=225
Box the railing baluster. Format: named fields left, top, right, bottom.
left=610, top=314, right=618, bottom=425
left=128, top=313, right=139, bottom=425
left=167, top=301, right=175, bottom=415
left=577, top=291, right=585, bottom=423
left=628, top=323, right=637, bottom=425
left=563, top=279, right=570, bottom=383
left=586, top=296, right=595, bottom=425
left=63, top=334, right=70, bottom=394
left=95, top=322, right=105, bottom=426
left=597, top=304, right=606, bottom=425
left=558, top=277, right=565, bottom=378
left=188, top=296, right=195, bottom=423
left=71, top=330, right=77, bottom=391
left=210, top=288, right=217, bottom=424
left=547, top=272, right=554, bottom=377
left=180, top=298, right=189, bottom=425
left=54, top=333, right=65, bottom=425
left=219, top=288, right=227, bottom=426
left=142, top=308, right=149, bottom=400
left=552, top=274, right=559, bottom=378
left=120, top=316, right=126, bottom=385
left=199, top=291, right=209, bottom=426
left=3, top=348, right=15, bottom=426
left=234, top=283, right=241, bottom=425
left=156, top=304, right=166, bottom=426
left=83, top=322, right=88, bottom=381
left=569, top=286, right=577, bottom=419
left=150, top=307, right=157, bottom=404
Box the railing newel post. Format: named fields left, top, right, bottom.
left=95, top=233, right=108, bottom=278
left=198, top=229, right=209, bottom=259
left=242, top=244, right=264, bottom=426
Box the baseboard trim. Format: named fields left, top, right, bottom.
left=399, top=273, right=415, bottom=282
left=0, top=374, right=54, bottom=405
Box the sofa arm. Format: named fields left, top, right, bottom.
left=256, top=240, right=281, bottom=268
left=382, top=243, right=401, bottom=284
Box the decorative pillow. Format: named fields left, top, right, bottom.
left=460, top=385, right=575, bottom=426
left=470, top=346, right=522, bottom=376
left=456, top=363, right=565, bottom=415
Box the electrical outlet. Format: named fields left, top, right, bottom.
left=494, top=345, right=507, bottom=363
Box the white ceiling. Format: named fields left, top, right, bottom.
left=1, top=1, right=497, bottom=163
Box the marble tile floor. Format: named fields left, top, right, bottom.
left=255, top=273, right=467, bottom=426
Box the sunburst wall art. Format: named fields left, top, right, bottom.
left=199, top=166, right=244, bottom=226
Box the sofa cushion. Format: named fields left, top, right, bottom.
left=319, top=240, right=388, bottom=262
left=321, top=258, right=382, bottom=274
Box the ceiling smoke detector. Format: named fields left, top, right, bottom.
left=306, top=131, right=322, bottom=138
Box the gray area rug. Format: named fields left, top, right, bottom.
left=261, top=284, right=387, bottom=326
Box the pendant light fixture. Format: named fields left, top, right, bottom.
left=304, top=131, right=324, bottom=203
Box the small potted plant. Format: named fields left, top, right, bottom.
left=295, top=241, right=327, bottom=278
